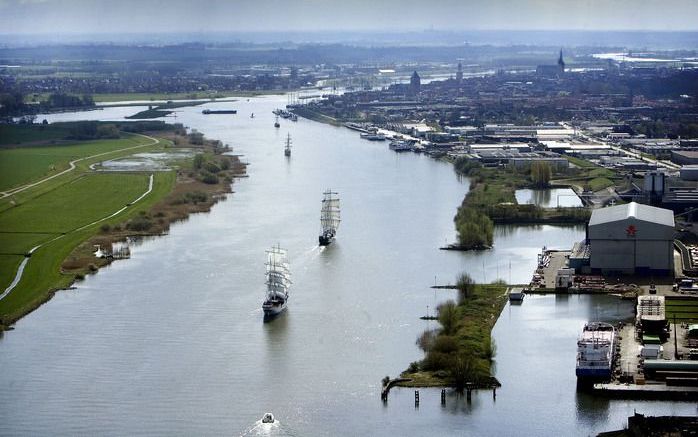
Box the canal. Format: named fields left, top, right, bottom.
left=0, top=95, right=693, bottom=436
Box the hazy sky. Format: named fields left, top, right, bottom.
left=1, top=0, right=698, bottom=35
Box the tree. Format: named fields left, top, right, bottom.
left=530, top=161, right=552, bottom=187
left=437, top=300, right=459, bottom=336
left=456, top=273, right=475, bottom=302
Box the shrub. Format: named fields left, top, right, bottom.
left=407, top=361, right=420, bottom=373
left=201, top=172, right=219, bottom=185
left=204, top=162, right=221, bottom=173
left=193, top=153, right=204, bottom=169
left=100, top=223, right=111, bottom=233
left=127, top=215, right=152, bottom=231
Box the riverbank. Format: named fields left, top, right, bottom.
left=398, top=282, right=508, bottom=390
left=0, top=125, right=246, bottom=330
left=452, top=158, right=591, bottom=250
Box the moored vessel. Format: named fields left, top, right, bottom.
left=389, top=140, right=412, bottom=152
left=262, top=245, right=291, bottom=320
left=319, top=190, right=340, bottom=246
left=576, top=322, right=617, bottom=382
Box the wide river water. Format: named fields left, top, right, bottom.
left=1, top=95, right=694, bottom=436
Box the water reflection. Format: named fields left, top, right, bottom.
left=515, top=188, right=582, bottom=208
left=575, top=391, right=611, bottom=425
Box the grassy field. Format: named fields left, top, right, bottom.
left=0, top=173, right=150, bottom=234
left=0, top=125, right=176, bottom=326
left=0, top=134, right=156, bottom=192
left=0, top=171, right=175, bottom=325
left=0, top=255, right=24, bottom=292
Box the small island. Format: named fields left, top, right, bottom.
left=397, top=275, right=508, bottom=391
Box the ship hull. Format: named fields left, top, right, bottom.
left=576, top=367, right=612, bottom=379
left=262, top=300, right=287, bottom=320
left=319, top=233, right=335, bottom=246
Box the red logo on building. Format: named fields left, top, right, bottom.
left=626, top=225, right=637, bottom=237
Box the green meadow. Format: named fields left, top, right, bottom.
left=0, top=128, right=175, bottom=326
left=0, top=134, right=151, bottom=191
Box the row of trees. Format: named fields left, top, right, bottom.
left=66, top=121, right=119, bottom=140
left=0, top=90, right=95, bottom=117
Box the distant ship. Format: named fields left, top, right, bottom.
left=360, top=132, right=386, bottom=141
left=389, top=140, right=412, bottom=152
left=284, top=133, right=292, bottom=157
left=576, top=322, right=617, bottom=382
left=202, top=109, right=237, bottom=114
left=319, top=190, right=340, bottom=246
left=262, top=245, right=291, bottom=319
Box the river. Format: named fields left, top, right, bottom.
left=0, top=95, right=694, bottom=436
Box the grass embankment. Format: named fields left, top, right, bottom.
left=399, top=281, right=508, bottom=389
left=126, top=101, right=205, bottom=120
left=0, top=124, right=245, bottom=329
left=291, top=107, right=342, bottom=126
left=452, top=159, right=591, bottom=250
left=560, top=156, right=617, bottom=192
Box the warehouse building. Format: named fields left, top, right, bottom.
left=588, top=202, right=675, bottom=275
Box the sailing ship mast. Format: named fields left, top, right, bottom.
left=284, top=133, right=292, bottom=156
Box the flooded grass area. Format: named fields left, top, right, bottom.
left=95, top=149, right=196, bottom=172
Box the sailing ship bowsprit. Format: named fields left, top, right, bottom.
left=319, top=190, right=340, bottom=246
left=262, top=245, right=291, bottom=319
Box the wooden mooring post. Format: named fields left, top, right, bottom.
left=414, top=390, right=420, bottom=407
left=465, top=382, right=474, bottom=402
left=441, top=389, right=446, bottom=405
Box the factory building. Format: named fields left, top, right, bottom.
left=588, top=202, right=675, bottom=275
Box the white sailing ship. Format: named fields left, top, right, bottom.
left=262, top=245, right=291, bottom=319
left=319, top=190, right=340, bottom=246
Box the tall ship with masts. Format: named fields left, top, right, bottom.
left=284, top=133, right=292, bottom=157
left=319, top=190, right=340, bottom=246
left=262, top=245, right=291, bottom=319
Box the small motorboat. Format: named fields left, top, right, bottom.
left=261, top=413, right=274, bottom=424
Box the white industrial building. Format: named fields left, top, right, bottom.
left=588, top=202, right=675, bottom=275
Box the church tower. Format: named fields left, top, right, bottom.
left=558, top=49, right=565, bottom=73
left=409, top=71, right=421, bottom=95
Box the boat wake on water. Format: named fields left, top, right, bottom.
left=238, top=416, right=283, bottom=436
